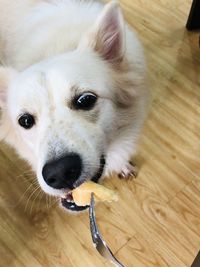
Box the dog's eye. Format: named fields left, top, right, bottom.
left=73, top=92, right=97, bottom=110
left=18, top=113, right=35, bottom=129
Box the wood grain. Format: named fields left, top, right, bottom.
left=0, top=0, right=200, bottom=266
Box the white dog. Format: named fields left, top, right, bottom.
left=0, top=0, right=149, bottom=211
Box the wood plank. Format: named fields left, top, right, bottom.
left=170, top=181, right=200, bottom=237
left=114, top=233, right=183, bottom=267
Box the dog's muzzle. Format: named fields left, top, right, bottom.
left=61, top=156, right=105, bottom=212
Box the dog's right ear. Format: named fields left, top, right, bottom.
left=0, top=67, right=16, bottom=107
left=79, top=1, right=125, bottom=65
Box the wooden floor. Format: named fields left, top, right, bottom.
left=0, top=1, right=200, bottom=266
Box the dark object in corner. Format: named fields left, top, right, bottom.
left=191, top=250, right=200, bottom=267
left=186, top=0, right=200, bottom=30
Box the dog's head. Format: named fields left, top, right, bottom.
left=0, top=2, right=136, bottom=211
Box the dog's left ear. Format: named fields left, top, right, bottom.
left=79, top=1, right=125, bottom=64
left=0, top=68, right=17, bottom=141
left=0, top=67, right=16, bottom=107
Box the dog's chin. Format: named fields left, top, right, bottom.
left=60, top=156, right=105, bottom=212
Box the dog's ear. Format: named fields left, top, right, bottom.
left=79, top=1, right=125, bottom=64
left=0, top=67, right=16, bottom=107
left=0, top=68, right=17, bottom=141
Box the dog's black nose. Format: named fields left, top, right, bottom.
left=42, top=153, right=82, bottom=189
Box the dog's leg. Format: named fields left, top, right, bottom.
left=118, top=161, right=138, bottom=180
left=105, top=134, right=139, bottom=180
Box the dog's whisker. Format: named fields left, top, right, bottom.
left=21, top=180, right=39, bottom=189
left=48, top=195, right=54, bottom=209
left=24, top=185, right=41, bottom=211
left=26, top=188, right=41, bottom=214
left=15, top=172, right=32, bottom=178
left=47, top=195, right=56, bottom=210
left=14, top=182, right=39, bottom=208
left=24, top=185, right=41, bottom=213
left=29, top=188, right=42, bottom=215
left=15, top=173, right=36, bottom=183
left=45, top=194, right=52, bottom=210
left=49, top=197, right=60, bottom=208
left=15, top=175, right=32, bottom=182
left=15, top=177, right=37, bottom=186
left=17, top=169, right=34, bottom=175
left=45, top=194, right=48, bottom=210
left=36, top=191, right=45, bottom=212
left=46, top=194, right=50, bottom=210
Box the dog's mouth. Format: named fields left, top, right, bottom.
left=61, top=156, right=105, bottom=212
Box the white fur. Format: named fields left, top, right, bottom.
left=0, top=0, right=149, bottom=198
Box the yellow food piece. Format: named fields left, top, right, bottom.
left=72, top=181, right=118, bottom=206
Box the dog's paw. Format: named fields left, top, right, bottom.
left=118, top=162, right=138, bottom=180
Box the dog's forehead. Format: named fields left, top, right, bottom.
left=12, top=51, right=112, bottom=106
left=44, top=51, right=112, bottom=97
